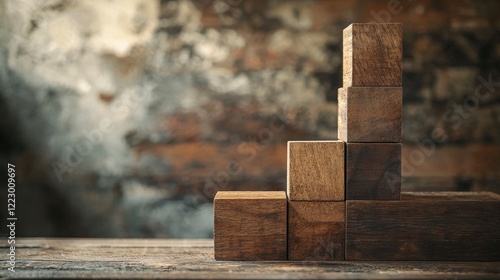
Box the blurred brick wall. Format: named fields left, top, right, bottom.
left=0, top=0, right=498, bottom=238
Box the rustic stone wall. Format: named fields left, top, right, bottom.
left=0, top=0, right=498, bottom=237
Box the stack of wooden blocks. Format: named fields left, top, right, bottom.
left=214, top=23, right=500, bottom=262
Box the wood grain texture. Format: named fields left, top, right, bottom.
left=214, top=191, right=287, bottom=261
left=338, top=87, right=402, bottom=143
left=2, top=238, right=500, bottom=279
left=346, top=192, right=500, bottom=261
left=288, top=201, right=345, bottom=261
left=287, top=141, right=344, bottom=201
left=346, top=143, right=401, bottom=200
left=343, top=23, right=402, bottom=87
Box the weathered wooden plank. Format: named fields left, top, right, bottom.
left=2, top=238, right=500, bottom=279
left=343, top=23, right=402, bottom=87
left=288, top=201, right=345, bottom=261
left=338, top=87, right=402, bottom=143
left=346, top=192, right=500, bottom=261
left=346, top=143, right=401, bottom=200
left=287, top=141, right=344, bottom=201
left=214, top=191, right=287, bottom=261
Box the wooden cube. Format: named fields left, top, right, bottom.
left=214, top=191, right=287, bottom=261
left=288, top=201, right=345, bottom=261
left=346, top=143, right=401, bottom=200
left=338, top=87, right=402, bottom=143
left=346, top=192, right=500, bottom=261
left=343, top=23, right=402, bottom=87
left=287, top=141, right=344, bottom=201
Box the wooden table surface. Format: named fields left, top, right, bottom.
left=1, top=238, right=499, bottom=279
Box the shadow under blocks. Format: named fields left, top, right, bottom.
left=213, top=23, right=500, bottom=261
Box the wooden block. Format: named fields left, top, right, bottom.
left=343, top=23, right=402, bottom=87
left=346, top=192, right=500, bottom=261
left=346, top=143, right=401, bottom=200
left=288, top=201, right=345, bottom=261
left=338, top=87, right=402, bottom=142
left=214, top=191, right=287, bottom=261
left=287, top=141, right=344, bottom=201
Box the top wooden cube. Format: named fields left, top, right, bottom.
left=343, top=23, right=402, bottom=87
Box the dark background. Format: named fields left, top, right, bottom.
left=0, top=0, right=499, bottom=238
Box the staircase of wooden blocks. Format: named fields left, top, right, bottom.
left=213, top=23, right=500, bottom=262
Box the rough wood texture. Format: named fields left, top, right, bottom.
left=338, top=87, right=402, bottom=143
left=288, top=201, right=345, bottom=261
left=346, top=143, right=401, bottom=200
left=214, top=191, right=287, bottom=261
left=346, top=192, right=500, bottom=261
left=343, top=23, right=402, bottom=87
left=2, top=238, right=500, bottom=279
left=287, top=141, right=344, bottom=201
